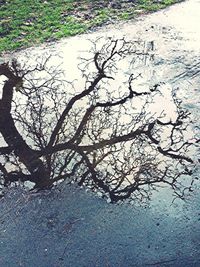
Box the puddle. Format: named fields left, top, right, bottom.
left=0, top=0, right=199, bottom=202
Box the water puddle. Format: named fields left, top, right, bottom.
left=0, top=0, right=199, bottom=203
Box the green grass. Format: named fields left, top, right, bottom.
left=0, top=0, right=181, bottom=54
left=137, top=0, right=178, bottom=12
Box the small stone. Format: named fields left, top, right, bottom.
left=109, top=1, right=122, bottom=9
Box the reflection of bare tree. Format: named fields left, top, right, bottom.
left=0, top=39, right=197, bottom=202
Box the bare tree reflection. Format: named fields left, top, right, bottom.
left=0, top=39, right=198, bottom=202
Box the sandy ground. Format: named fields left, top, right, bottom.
left=0, top=0, right=200, bottom=266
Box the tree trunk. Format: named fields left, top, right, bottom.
left=0, top=64, right=50, bottom=188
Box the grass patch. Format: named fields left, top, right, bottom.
left=0, top=0, right=182, bottom=54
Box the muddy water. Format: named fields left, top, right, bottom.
left=1, top=0, right=200, bottom=200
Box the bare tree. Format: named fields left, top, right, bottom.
left=0, top=39, right=197, bottom=202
